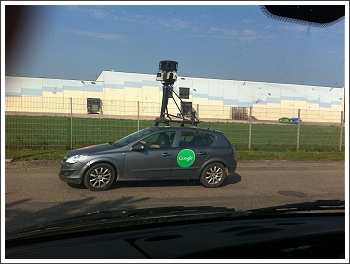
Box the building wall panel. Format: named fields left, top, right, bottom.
left=4, top=73, right=344, bottom=123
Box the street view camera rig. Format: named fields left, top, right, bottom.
left=154, top=60, right=199, bottom=126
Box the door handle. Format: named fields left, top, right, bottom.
left=198, top=152, right=207, bottom=155
left=162, top=153, right=171, bottom=157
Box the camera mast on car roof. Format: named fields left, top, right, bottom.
left=154, top=60, right=199, bottom=127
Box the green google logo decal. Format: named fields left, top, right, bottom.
left=177, top=149, right=195, bottom=168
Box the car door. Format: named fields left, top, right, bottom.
left=122, top=131, right=176, bottom=179
left=171, top=131, right=214, bottom=179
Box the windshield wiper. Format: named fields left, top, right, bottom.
left=6, top=206, right=245, bottom=242
left=248, top=200, right=345, bottom=215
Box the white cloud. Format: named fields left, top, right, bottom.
left=238, top=29, right=273, bottom=42
left=68, top=6, right=111, bottom=20
left=242, top=18, right=252, bottom=24
left=71, top=30, right=124, bottom=41
left=278, top=24, right=309, bottom=32
left=89, top=9, right=110, bottom=20
left=113, top=11, right=154, bottom=24
left=160, top=18, right=190, bottom=30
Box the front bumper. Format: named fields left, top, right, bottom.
left=58, top=161, right=86, bottom=184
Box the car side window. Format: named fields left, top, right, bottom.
left=203, top=134, right=214, bottom=147
left=179, top=132, right=214, bottom=148
left=140, top=131, right=176, bottom=149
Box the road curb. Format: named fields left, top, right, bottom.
left=238, top=160, right=345, bottom=169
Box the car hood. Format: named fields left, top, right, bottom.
left=5, top=200, right=344, bottom=245
left=67, top=142, right=121, bottom=156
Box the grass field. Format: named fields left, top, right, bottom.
left=5, top=115, right=345, bottom=161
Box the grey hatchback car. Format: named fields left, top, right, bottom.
left=59, top=126, right=237, bottom=191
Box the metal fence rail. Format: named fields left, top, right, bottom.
left=5, top=97, right=345, bottom=152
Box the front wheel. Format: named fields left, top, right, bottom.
left=200, top=162, right=226, bottom=188
left=83, top=163, right=116, bottom=191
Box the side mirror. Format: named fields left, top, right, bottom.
left=131, top=143, right=145, bottom=151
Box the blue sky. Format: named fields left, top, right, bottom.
left=3, top=2, right=347, bottom=88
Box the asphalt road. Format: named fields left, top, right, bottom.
left=4, top=160, right=345, bottom=232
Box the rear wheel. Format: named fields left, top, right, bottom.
left=83, top=163, right=116, bottom=191
left=200, top=162, right=226, bottom=188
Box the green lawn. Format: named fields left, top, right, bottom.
left=5, top=115, right=345, bottom=161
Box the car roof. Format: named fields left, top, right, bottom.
left=148, top=126, right=223, bottom=135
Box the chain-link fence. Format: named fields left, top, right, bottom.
left=5, top=96, right=345, bottom=151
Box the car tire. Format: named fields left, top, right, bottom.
left=83, top=163, right=116, bottom=191
left=200, top=162, right=226, bottom=188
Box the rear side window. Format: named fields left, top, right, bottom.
left=179, top=131, right=214, bottom=148
left=217, top=133, right=232, bottom=147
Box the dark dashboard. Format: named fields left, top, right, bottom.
left=6, top=213, right=345, bottom=259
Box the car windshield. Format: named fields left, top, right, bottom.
left=113, top=128, right=153, bottom=148
left=3, top=2, right=347, bottom=261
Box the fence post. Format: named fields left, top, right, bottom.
left=297, top=109, right=300, bottom=151
left=339, top=111, right=343, bottom=151
left=248, top=106, right=252, bottom=150
left=196, top=103, right=199, bottom=119
left=137, top=101, right=140, bottom=131
left=70, top=97, right=73, bottom=150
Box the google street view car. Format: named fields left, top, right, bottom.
left=59, top=126, right=237, bottom=191
left=59, top=61, right=237, bottom=191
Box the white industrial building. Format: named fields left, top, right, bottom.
left=5, top=70, right=345, bottom=123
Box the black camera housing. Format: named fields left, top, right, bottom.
left=158, top=60, right=178, bottom=73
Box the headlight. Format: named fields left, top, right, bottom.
left=65, top=155, right=88, bottom=164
